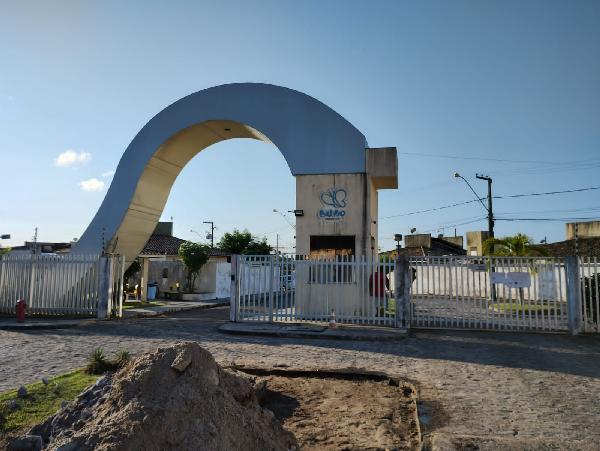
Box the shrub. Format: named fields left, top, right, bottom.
left=114, top=350, right=131, bottom=368
left=85, top=348, right=112, bottom=375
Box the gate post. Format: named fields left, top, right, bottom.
left=229, top=255, right=239, bottom=322
left=395, top=255, right=411, bottom=330
left=268, top=255, right=274, bottom=323
left=97, top=256, right=112, bottom=319
left=565, top=256, right=582, bottom=335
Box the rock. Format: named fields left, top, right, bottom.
left=60, top=400, right=69, bottom=408
left=8, top=434, right=42, bottom=451
left=17, top=386, right=28, bottom=398
left=41, top=377, right=49, bottom=385
left=170, top=347, right=193, bottom=372
left=80, top=408, right=92, bottom=421
left=8, top=399, right=19, bottom=410
left=55, top=441, right=81, bottom=451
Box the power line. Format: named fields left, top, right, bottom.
left=397, top=151, right=598, bottom=166
left=381, top=199, right=481, bottom=219
left=420, top=217, right=487, bottom=233
left=494, top=186, right=600, bottom=199
left=382, top=185, right=600, bottom=220
left=496, top=217, right=600, bottom=222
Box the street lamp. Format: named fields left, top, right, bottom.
left=203, top=221, right=215, bottom=248
left=189, top=229, right=203, bottom=241
left=273, top=209, right=296, bottom=230
left=453, top=172, right=494, bottom=239
left=394, top=234, right=403, bottom=255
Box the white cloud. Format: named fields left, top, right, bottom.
left=79, top=178, right=105, bottom=192
left=101, top=170, right=115, bottom=178
left=54, top=150, right=91, bottom=168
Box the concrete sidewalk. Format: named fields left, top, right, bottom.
left=122, top=299, right=229, bottom=318
left=218, top=321, right=408, bottom=341
left=0, top=300, right=229, bottom=329
left=0, top=317, right=98, bottom=330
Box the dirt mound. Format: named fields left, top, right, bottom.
left=33, top=342, right=297, bottom=451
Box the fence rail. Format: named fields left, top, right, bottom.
left=408, top=256, right=569, bottom=332
left=235, top=255, right=398, bottom=327
left=233, top=254, right=600, bottom=334
left=0, top=253, right=124, bottom=318
left=580, top=256, right=600, bottom=333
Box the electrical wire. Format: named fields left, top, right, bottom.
left=397, top=151, right=599, bottom=166
left=496, top=217, right=600, bottom=222
left=381, top=186, right=600, bottom=220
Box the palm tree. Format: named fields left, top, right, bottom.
left=482, top=234, right=548, bottom=305
left=482, top=234, right=548, bottom=257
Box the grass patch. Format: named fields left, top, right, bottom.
left=493, top=303, right=561, bottom=315
left=85, top=348, right=132, bottom=375
left=121, top=301, right=166, bottom=310
left=0, top=370, right=98, bottom=436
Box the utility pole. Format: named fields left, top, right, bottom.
left=475, top=174, right=494, bottom=239
left=276, top=233, right=279, bottom=255
left=203, top=221, right=215, bottom=249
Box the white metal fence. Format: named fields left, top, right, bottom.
left=233, top=254, right=600, bottom=334
left=0, top=253, right=125, bottom=318
left=409, top=256, right=569, bottom=332
left=580, top=257, right=600, bottom=333
left=234, top=255, right=398, bottom=327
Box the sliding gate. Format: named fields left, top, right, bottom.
left=409, top=256, right=570, bottom=332
left=233, top=254, right=592, bottom=334
left=234, top=255, right=398, bottom=327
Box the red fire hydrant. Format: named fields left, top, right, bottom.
left=16, top=299, right=26, bottom=323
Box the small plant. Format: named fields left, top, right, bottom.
left=114, top=350, right=131, bottom=368
left=85, top=348, right=112, bottom=375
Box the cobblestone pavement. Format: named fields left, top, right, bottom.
left=1, top=307, right=599, bottom=448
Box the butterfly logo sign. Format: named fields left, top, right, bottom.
left=318, top=188, right=348, bottom=220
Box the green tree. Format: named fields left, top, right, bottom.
left=178, top=241, right=210, bottom=291
left=123, top=258, right=141, bottom=284
left=218, top=229, right=273, bottom=255
left=0, top=246, right=10, bottom=257
left=482, top=234, right=548, bottom=257
left=483, top=234, right=548, bottom=305
left=218, top=229, right=253, bottom=254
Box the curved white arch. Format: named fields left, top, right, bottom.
left=73, top=83, right=367, bottom=262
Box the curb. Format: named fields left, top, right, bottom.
left=218, top=323, right=408, bottom=341
left=122, top=301, right=229, bottom=319
left=0, top=321, right=95, bottom=331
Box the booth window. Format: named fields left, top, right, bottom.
left=308, top=235, right=355, bottom=283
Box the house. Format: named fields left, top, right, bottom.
left=381, top=233, right=466, bottom=258
left=134, top=222, right=231, bottom=301
left=9, top=241, right=72, bottom=256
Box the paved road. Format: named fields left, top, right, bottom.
left=1, top=307, right=599, bottom=448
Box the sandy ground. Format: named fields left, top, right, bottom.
left=256, top=373, right=420, bottom=450
left=1, top=307, right=600, bottom=449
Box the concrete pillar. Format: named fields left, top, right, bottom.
left=140, top=257, right=149, bottom=302
left=394, top=255, right=411, bottom=330
left=565, top=256, right=582, bottom=335
left=229, top=255, right=238, bottom=322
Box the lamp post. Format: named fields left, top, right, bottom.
left=203, top=221, right=215, bottom=249
left=189, top=229, right=202, bottom=241
left=454, top=172, right=494, bottom=239
left=273, top=209, right=296, bottom=230
left=454, top=172, right=496, bottom=301
left=394, top=234, right=403, bottom=255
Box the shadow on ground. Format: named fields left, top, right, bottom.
left=15, top=306, right=600, bottom=379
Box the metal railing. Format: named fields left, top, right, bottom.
left=408, top=256, right=569, bottom=332
left=0, top=253, right=124, bottom=318
left=235, top=255, right=398, bottom=327
left=580, top=256, right=600, bottom=333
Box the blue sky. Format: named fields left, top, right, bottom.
left=1, top=0, right=599, bottom=252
